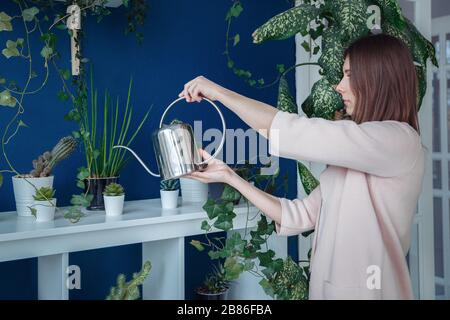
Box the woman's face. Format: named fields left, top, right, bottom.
left=336, top=56, right=356, bottom=116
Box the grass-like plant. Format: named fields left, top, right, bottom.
left=71, top=70, right=151, bottom=181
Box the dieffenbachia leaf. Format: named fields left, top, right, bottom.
left=0, top=90, right=16, bottom=107
left=325, top=0, right=371, bottom=42
left=277, top=76, right=297, bottom=114
left=318, top=27, right=345, bottom=85
left=309, top=77, right=344, bottom=120
left=301, top=94, right=314, bottom=118
left=252, top=4, right=320, bottom=44
left=0, top=172, right=3, bottom=187
left=0, top=12, right=12, bottom=32
left=297, top=161, right=319, bottom=195
left=373, top=0, right=406, bottom=30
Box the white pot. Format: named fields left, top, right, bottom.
left=160, top=189, right=179, bottom=209
left=180, top=178, right=208, bottom=204
left=12, top=176, right=54, bottom=217
left=33, top=198, right=57, bottom=222
left=104, top=195, right=125, bottom=216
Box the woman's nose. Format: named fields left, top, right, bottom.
left=335, top=81, right=344, bottom=94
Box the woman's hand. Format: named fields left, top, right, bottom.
left=184, top=149, right=235, bottom=184
left=178, top=76, right=228, bottom=103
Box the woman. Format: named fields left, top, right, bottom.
left=179, top=34, right=425, bottom=300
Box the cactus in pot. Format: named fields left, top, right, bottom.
left=103, top=182, right=125, bottom=216
left=160, top=178, right=180, bottom=209
left=31, top=186, right=57, bottom=222
left=13, top=136, right=77, bottom=216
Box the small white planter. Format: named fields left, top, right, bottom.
left=12, top=176, right=54, bottom=217
left=160, top=189, right=179, bottom=209
left=180, top=178, right=208, bottom=204
left=104, top=195, right=125, bottom=216
left=33, top=198, right=57, bottom=222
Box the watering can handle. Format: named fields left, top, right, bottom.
left=159, top=97, right=226, bottom=166
left=112, top=145, right=161, bottom=177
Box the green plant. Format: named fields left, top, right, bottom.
left=67, top=70, right=150, bottom=181
left=33, top=186, right=55, bottom=201
left=160, top=179, right=179, bottom=191
left=197, top=263, right=230, bottom=295
left=106, top=260, right=152, bottom=300
left=217, top=0, right=438, bottom=299
left=0, top=0, right=148, bottom=187
left=103, top=182, right=125, bottom=196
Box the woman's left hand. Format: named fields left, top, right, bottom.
left=184, top=149, right=235, bottom=184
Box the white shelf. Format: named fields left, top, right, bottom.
left=0, top=198, right=287, bottom=300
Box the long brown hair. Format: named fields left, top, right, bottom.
left=344, top=34, right=420, bottom=134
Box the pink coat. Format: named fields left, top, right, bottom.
left=269, top=111, right=425, bottom=299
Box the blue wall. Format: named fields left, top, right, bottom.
left=0, top=0, right=296, bottom=299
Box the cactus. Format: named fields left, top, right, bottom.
left=29, top=136, right=77, bottom=178
left=106, top=260, right=152, bottom=300
left=160, top=179, right=179, bottom=191
left=33, top=186, right=55, bottom=201
left=104, top=182, right=125, bottom=196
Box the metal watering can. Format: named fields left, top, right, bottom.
left=113, top=97, right=226, bottom=181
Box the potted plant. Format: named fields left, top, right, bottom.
left=103, top=182, right=125, bottom=216
left=12, top=136, right=77, bottom=216
left=160, top=179, right=180, bottom=209
left=68, top=71, right=150, bottom=210
left=196, top=263, right=230, bottom=300
left=30, top=186, right=57, bottom=222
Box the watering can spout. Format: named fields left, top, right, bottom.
left=113, top=145, right=160, bottom=178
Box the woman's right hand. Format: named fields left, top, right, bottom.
left=178, top=76, right=228, bottom=103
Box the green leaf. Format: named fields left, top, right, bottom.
left=0, top=172, right=3, bottom=187
left=301, top=40, right=310, bottom=52
left=18, top=120, right=28, bottom=128
left=2, top=40, right=20, bottom=58
left=259, top=278, right=275, bottom=297
left=318, top=27, right=345, bottom=85
left=297, top=161, right=319, bottom=195
left=190, top=240, right=205, bottom=251
left=22, top=7, right=39, bottom=22
left=0, top=77, right=5, bottom=84
left=123, top=0, right=130, bottom=7
left=327, top=0, right=371, bottom=42
left=276, top=64, right=285, bottom=74
left=201, top=220, right=211, bottom=231
left=60, top=69, right=71, bottom=80
left=233, top=34, right=240, bottom=46
left=57, top=90, right=69, bottom=102
left=70, top=194, right=92, bottom=207
left=277, top=76, right=297, bottom=114
left=220, top=185, right=241, bottom=202
left=40, top=46, right=53, bottom=59
left=307, top=77, right=344, bottom=120
left=30, top=207, right=37, bottom=218
left=226, top=2, right=243, bottom=21
left=258, top=250, right=275, bottom=268
left=0, top=90, right=16, bottom=107
left=224, top=257, right=244, bottom=280
left=252, top=4, right=320, bottom=44
left=0, top=12, right=13, bottom=32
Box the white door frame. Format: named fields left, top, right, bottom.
left=294, top=0, right=435, bottom=299
left=431, top=12, right=450, bottom=299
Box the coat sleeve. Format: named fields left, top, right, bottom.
left=268, top=111, right=421, bottom=177
left=276, top=185, right=322, bottom=236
